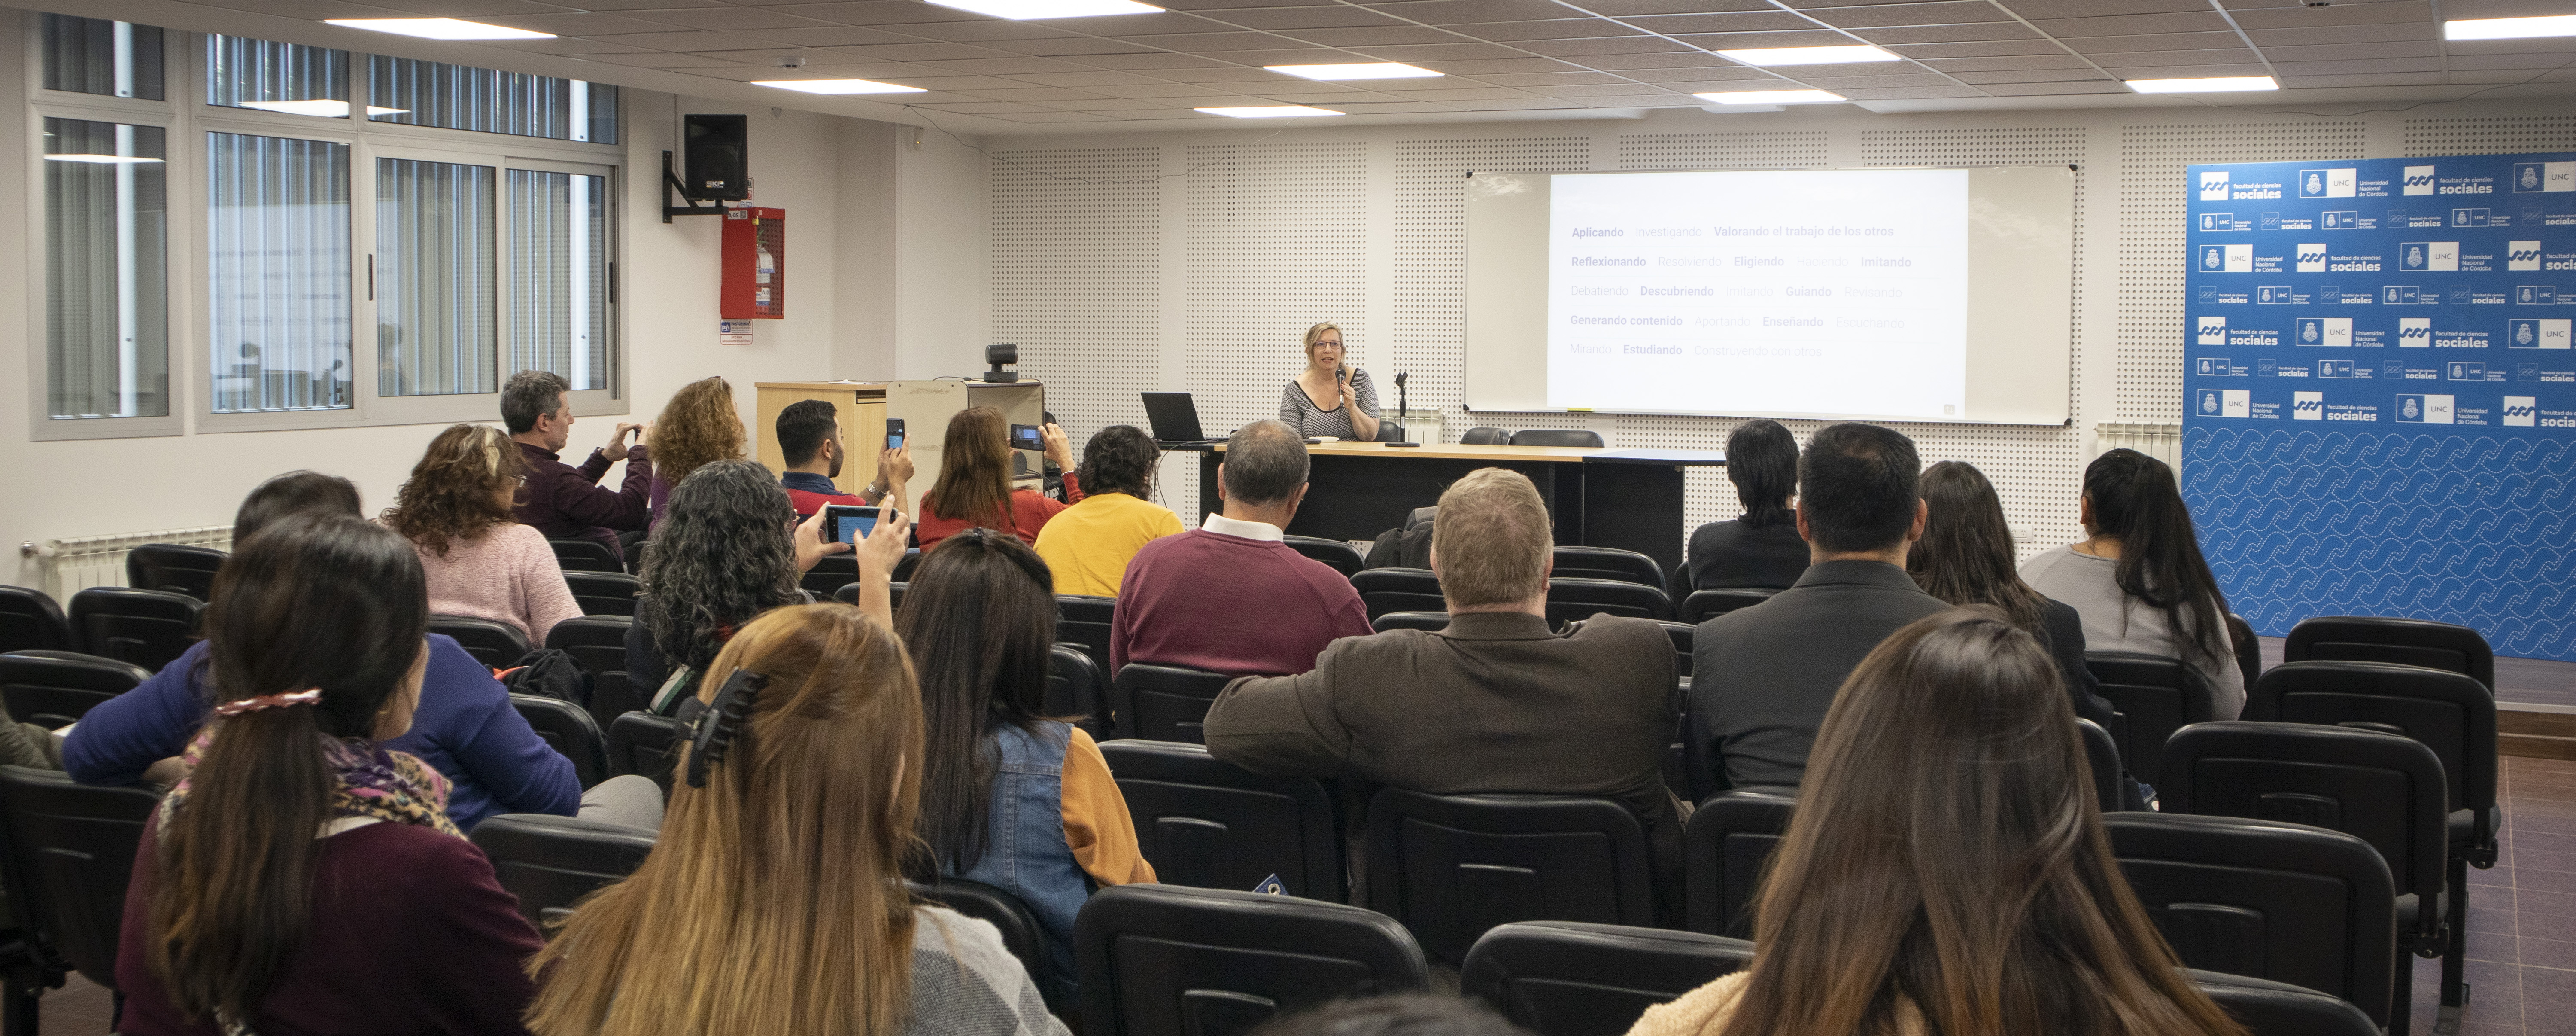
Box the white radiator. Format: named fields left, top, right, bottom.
left=33, top=525, right=232, bottom=603
left=2095, top=421, right=2184, bottom=475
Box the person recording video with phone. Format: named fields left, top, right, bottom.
left=1280, top=322, right=1380, bottom=442
left=917, top=407, right=1080, bottom=554
left=775, top=399, right=912, bottom=518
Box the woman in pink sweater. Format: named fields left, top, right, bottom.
left=384, top=424, right=583, bottom=645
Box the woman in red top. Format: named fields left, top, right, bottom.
left=917, top=406, right=1081, bottom=551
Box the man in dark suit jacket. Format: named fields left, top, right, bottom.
left=1688, top=422, right=1949, bottom=796
left=1203, top=467, right=1684, bottom=897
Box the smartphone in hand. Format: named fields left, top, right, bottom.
left=885, top=418, right=906, bottom=451
left=821, top=505, right=879, bottom=545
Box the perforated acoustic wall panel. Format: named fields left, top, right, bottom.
left=988, top=147, right=1164, bottom=456
left=1184, top=142, right=1369, bottom=439
left=2402, top=116, right=2576, bottom=156
left=1393, top=137, right=1594, bottom=439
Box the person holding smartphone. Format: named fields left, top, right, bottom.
left=1279, top=322, right=1380, bottom=442
left=774, top=399, right=913, bottom=518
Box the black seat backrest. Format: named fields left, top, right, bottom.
left=1678, top=589, right=1775, bottom=625
left=1680, top=789, right=1795, bottom=938
left=607, top=711, right=686, bottom=792
left=0, top=765, right=162, bottom=987
left=1282, top=536, right=1364, bottom=578
left=1057, top=595, right=1117, bottom=675
left=1371, top=611, right=1449, bottom=634
left=2076, top=718, right=2123, bottom=814
left=2084, top=651, right=2221, bottom=786
left=831, top=580, right=909, bottom=613
left=511, top=694, right=609, bottom=789
left=2104, top=812, right=2395, bottom=1026
left=1098, top=740, right=1344, bottom=902
left=1511, top=429, right=1603, bottom=448
left=67, top=587, right=200, bottom=674
left=910, top=878, right=1064, bottom=1011
left=0, top=586, right=74, bottom=655
left=2226, top=613, right=2263, bottom=693
left=892, top=548, right=922, bottom=582
left=1461, top=922, right=1753, bottom=1036
left=798, top=555, right=859, bottom=598
left=1075, top=883, right=1429, bottom=1036
left=2190, top=968, right=2381, bottom=1036
left=1551, top=547, right=1663, bottom=589
left=125, top=544, right=226, bottom=602
left=561, top=571, right=640, bottom=617
left=1363, top=789, right=1658, bottom=965
left=1375, top=419, right=1407, bottom=443
left=0, top=650, right=151, bottom=730
left=2247, top=660, right=2496, bottom=819
left=1111, top=664, right=1236, bottom=744
left=1545, top=578, right=1674, bottom=624
left=1460, top=427, right=1510, bottom=445
left=1656, top=621, right=1692, bottom=678
left=1348, top=568, right=1443, bottom=622
left=428, top=614, right=531, bottom=669
left=547, top=615, right=637, bottom=731
left=2284, top=616, right=2494, bottom=692
left=468, top=813, right=657, bottom=927
left=1048, top=644, right=1109, bottom=740
left=548, top=538, right=625, bottom=573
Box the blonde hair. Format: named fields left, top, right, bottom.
left=1431, top=468, right=1552, bottom=608
left=650, top=377, right=747, bottom=490
left=525, top=604, right=926, bottom=1036
left=1302, top=322, right=1346, bottom=360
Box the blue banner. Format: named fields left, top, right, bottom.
left=2182, top=154, right=2576, bottom=662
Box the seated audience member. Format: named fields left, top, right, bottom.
left=525, top=604, right=1065, bottom=1036
left=1689, top=422, right=1947, bottom=792
left=118, top=515, right=547, bottom=1034
left=901, top=531, right=1154, bottom=1003
left=1674, top=418, right=1808, bottom=598
left=629, top=460, right=855, bottom=706
left=774, top=398, right=914, bottom=517
left=2022, top=448, right=2245, bottom=717
left=504, top=370, right=651, bottom=564
left=383, top=424, right=582, bottom=644
left=645, top=376, right=746, bottom=533
left=1203, top=468, right=1683, bottom=886
left=1252, top=995, right=1527, bottom=1036
left=917, top=407, right=1082, bottom=552
left=1033, top=425, right=1183, bottom=596
left=67, top=482, right=595, bottom=832
left=1629, top=608, right=2247, bottom=1036
left=1909, top=460, right=2116, bottom=729
left=1111, top=420, right=1370, bottom=676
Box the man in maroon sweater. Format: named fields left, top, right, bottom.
left=503, top=370, right=652, bottom=564
left=1111, top=420, right=1370, bottom=676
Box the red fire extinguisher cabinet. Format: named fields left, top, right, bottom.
left=721, top=207, right=785, bottom=319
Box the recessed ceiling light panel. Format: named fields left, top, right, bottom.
left=1694, top=89, right=1846, bottom=105
left=2445, top=15, right=2576, bottom=40
left=751, top=79, right=927, bottom=94
left=1194, top=105, right=1343, bottom=118
left=1713, top=44, right=1899, bottom=67
left=2125, top=76, right=2278, bottom=93
left=323, top=18, right=554, bottom=40
left=45, top=154, right=167, bottom=164
left=238, top=99, right=409, bottom=118
left=924, top=0, right=1163, bottom=19
left=1264, top=62, right=1441, bottom=81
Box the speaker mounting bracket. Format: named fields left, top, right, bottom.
left=662, top=150, right=727, bottom=224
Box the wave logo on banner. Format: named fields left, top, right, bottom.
left=2400, top=317, right=2433, bottom=346
left=2510, top=241, right=2543, bottom=270
left=2294, top=391, right=2324, bottom=419
left=2506, top=396, right=2538, bottom=425
left=2404, top=165, right=2436, bottom=195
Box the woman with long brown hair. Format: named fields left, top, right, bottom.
left=1629, top=607, right=2248, bottom=1036
left=383, top=423, right=582, bottom=643
left=644, top=377, right=747, bottom=532
left=525, top=604, right=1065, bottom=1036
left=916, top=406, right=1081, bottom=552
left=2023, top=448, right=2244, bottom=716
left=1908, top=460, right=2115, bottom=731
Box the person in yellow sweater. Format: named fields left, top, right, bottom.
left=1033, top=425, right=1183, bottom=597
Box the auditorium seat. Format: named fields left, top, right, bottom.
left=1048, top=644, right=1109, bottom=739
left=124, top=544, right=225, bottom=602
left=1678, top=588, right=1775, bottom=625
left=548, top=538, right=625, bottom=574
left=1075, top=883, right=1429, bottom=1036
left=1349, top=568, right=1444, bottom=621
left=0, top=765, right=161, bottom=1001
left=1282, top=536, right=1364, bottom=577
left=1681, top=788, right=1796, bottom=939
left=2192, top=969, right=2381, bottom=1036
left=511, top=694, right=608, bottom=789
left=0, top=586, right=74, bottom=655
left=798, top=555, right=859, bottom=598
left=562, top=570, right=639, bottom=616
left=911, top=877, right=1066, bottom=1014
left=2227, top=613, right=2263, bottom=693
left=0, top=650, right=149, bottom=730
left=469, top=813, right=656, bottom=927
left=67, top=587, right=200, bottom=673
left=428, top=613, right=530, bottom=669
left=1057, top=595, right=1117, bottom=675
left=2105, top=812, right=2395, bottom=1030
left=1371, top=611, right=1449, bottom=633
left=608, top=711, right=685, bottom=792
left=547, top=616, right=638, bottom=731
left=2084, top=651, right=2222, bottom=790
left=1460, top=427, right=1510, bottom=445
left=1545, top=578, right=1674, bottom=625
left=1551, top=546, right=1664, bottom=589
left=892, top=548, right=922, bottom=582
left=1097, top=739, right=1344, bottom=902
left=1375, top=418, right=1407, bottom=443
left=1362, top=789, right=1658, bottom=965
left=830, top=579, right=908, bottom=613
left=2077, top=717, right=2124, bottom=814
left=1111, top=664, right=1233, bottom=744
left=2284, top=616, right=2494, bottom=692
left=1461, top=922, right=1752, bottom=1036
left=1510, top=429, right=1604, bottom=448
left=1658, top=621, right=1693, bottom=678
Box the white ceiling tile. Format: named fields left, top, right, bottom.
left=1974, top=79, right=2128, bottom=94
left=609, top=6, right=840, bottom=30
left=1366, top=0, right=1586, bottom=24
left=918, top=56, right=1112, bottom=74
left=1664, top=29, right=1856, bottom=49
left=954, top=86, right=1116, bottom=99
left=2259, top=40, right=2444, bottom=62
left=734, top=26, right=940, bottom=46
left=1068, top=51, right=1242, bottom=68
left=2276, top=71, right=2448, bottom=88
left=1194, top=47, right=1355, bottom=63
left=1846, top=22, right=2044, bottom=44
left=1470, top=70, right=1637, bottom=85
left=1918, top=54, right=2093, bottom=72
left=809, top=41, right=1027, bottom=60
left=1780, top=72, right=1960, bottom=88
left=1573, top=0, right=1780, bottom=15
left=1580, top=53, right=1749, bottom=71
left=1805, top=2, right=2017, bottom=29
left=1613, top=12, right=1821, bottom=34
left=1833, top=85, right=1992, bottom=98
left=2093, top=62, right=2273, bottom=78
left=876, top=20, right=1084, bottom=41
left=1886, top=39, right=2071, bottom=58
left=2228, top=1, right=2436, bottom=30
left=1344, top=41, right=1541, bottom=60
left=1510, top=36, right=1685, bottom=57
left=984, top=37, right=1171, bottom=55
left=766, top=1, right=988, bottom=25
left=1213, top=6, right=1418, bottom=30
left=1127, top=31, right=1293, bottom=51
left=1945, top=69, right=2118, bottom=84
left=1993, top=0, right=2208, bottom=18
left=1420, top=57, right=1590, bottom=73
left=1279, top=25, right=1469, bottom=44
left=2270, top=57, right=2446, bottom=75
left=591, top=29, right=809, bottom=49
left=2085, top=49, right=2265, bottom=67
left=2060, top=32, right=2253, bottom=54
left=2246, top=23, right=2439, bottom=46
left=1090, top=80, right=1242, bottom=95
left=2030, top=12, right=2236, bottom=37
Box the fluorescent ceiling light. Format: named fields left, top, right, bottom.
left=1695, top=89, right=1845, bottom=105
left=1264, top=62, right=1440, bottom=81
left=2445, top=15, right=2576, bottom=40
left=924, top=0, right=1162, bottom=18
left=238, top=99, right=410, bottom=117
left=1713, top=44, right=1898, bottom=67
left=323, top=18, right=553, bottom=40
left=1195, top=105, right=1343, bottom=118
left=45, top=154, right=166, bottom=164
left=752, top=79, right=926, bottom=94
left=2126, top=76, right=2278, bottom=93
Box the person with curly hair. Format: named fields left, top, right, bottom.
left=383, top=424, right=583, bottom=644
left=1033, top=425, right=1182, bottom=596
left=644, top=377, right=747, bottom=533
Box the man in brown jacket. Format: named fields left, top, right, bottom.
left=1200, top=467, right=1685, bottom=899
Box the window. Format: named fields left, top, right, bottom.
left=207, top=133, right=352, bottom=413
left=377, top=158, right=498, bottom=397
left=206, top=34, right=356, bottom=119
left=41, top=15, right=164, bottom=100
left=370, top=57, right=619, bottom=143
left=509, top=171, right=612, bottom=390
left=44, top=119, right=170, bottom=420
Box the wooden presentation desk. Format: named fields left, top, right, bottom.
left=1190, top=440, right=1724, bottom=574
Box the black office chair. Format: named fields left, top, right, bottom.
left=1111, top=664, right=1234, bottom=744
left=1546, top=578, right=1674, bottom=625
left=1075, top=883, right=1430, bottom=1036
left=1058, top=595, right=1117, bottom=675
left=428, top=614, right=531, bottom=669
left=892, top=548, right=922, bottom=582
left=1362, top=789, right=1658, bottom=965
left=1371, top=611, right=1449, bottom=633
left=562, top=570, right=639, bottom=617
left=1098, top=739, right=1345, bottom=902
left=1680, top=788, right=1795, bottom=939
left=1375, top=419, right=1407, bottom=443
left=2227, top=613, right=2263, bottom=693
left=2105, top=812, right=2396, bottom=1030
left=1282, top=536, right=1364, bottom=577
left=1462, top=922, right=1753, bottom=1036
left=1349, top=568, right=1444, bottom=621
left=2284, top=616, right=2494, bottom=692
left=1048, top=644, right=1109, bottom=739
left=67, top=586, right=200, bottom=673
left=0, top=651, right=150, bottom=731
left=910, top=877, right=1067, bottom=1013
left=1551, top=546, right=1663, bottom=589
left=549, top=538, right=625, bottom=573
left=124, top=543, right=226, bottom=602
left=2075, top=717, right=2123, bottom=814
left=2159, top=721, right=2448, bottom=1034
left=799, top=555, right=860, bottom=598
left=2193, top=969, right=2382, bottom=1036
left=0, top=765, right=161, bottom=996
left=1678, top=588, right=1776, bottom=625
left=1460, top=427, right=1510, bottom=445
left=511, top=694, right=609, bottom=789
left=608, top=711, right=686, bottom=792
left=0, top=587, right=73, bottom=655
left=469, top=813, right=657, bottom=927
left=1511, top=429, right=1604, bottom=448
left=830, top=580, right=909, bottom=613
left=2084, top=651, right=2222, bottom=792
left=547, top=615, right=638, bottom=731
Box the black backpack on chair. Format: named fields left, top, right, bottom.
left=498, top=649, right=595, bottom=709
left=1364, top=506, right=1438, bottom=570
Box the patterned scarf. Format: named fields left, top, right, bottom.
left=157, top=728, right=465, bottom=841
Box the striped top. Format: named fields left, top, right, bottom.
left=1279, top=369, right=1380, bottom=439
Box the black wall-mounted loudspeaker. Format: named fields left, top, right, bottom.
left=683, top=114, right=748, bottom=201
